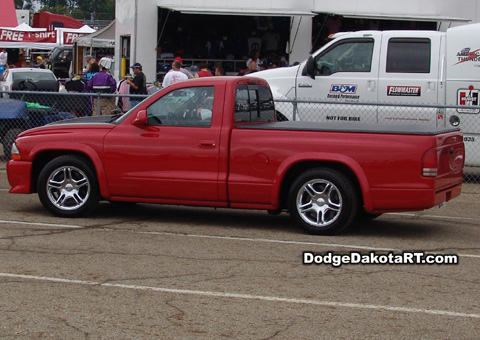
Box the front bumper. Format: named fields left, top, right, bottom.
left=7, top=160, right=33, bottom=194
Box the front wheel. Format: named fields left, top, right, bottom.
left=37, top=155, right=100, bottom=217
left=288, top=168, right=358, bottom=235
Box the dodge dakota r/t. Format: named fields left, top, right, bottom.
left=7, top=77, right=465, bottom=235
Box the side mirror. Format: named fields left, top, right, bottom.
left=306, top=56, right=315, bottom=79
left=132, top=109, right=148, bottom=126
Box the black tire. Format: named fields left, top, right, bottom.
left=3, top=128, right=23, bottom=159
left=37, top=155, right=100, bottom=217
left=288, top=168, right=358, bottom=235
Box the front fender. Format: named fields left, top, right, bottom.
left=28, top=142, right=111, bottom=199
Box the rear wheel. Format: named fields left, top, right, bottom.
left=37, top=155, right=100, bottom=217
left=288, top=168, right=358, bottom=235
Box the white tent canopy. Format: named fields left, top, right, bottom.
left=75, top=20, right=115, bottom=48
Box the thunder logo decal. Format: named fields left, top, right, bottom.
left=455, top=47, right=480, bottom=65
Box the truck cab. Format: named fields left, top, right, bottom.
left=49, top=46, right=73, bottom=78
left=253, top=23, right=480, bottom=166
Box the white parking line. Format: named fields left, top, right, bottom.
left=388, top=212, right=476, bottom=221
left=1, top=218, right=479, bottom=258
left=0, top=272, right=479, bottom=319
left=0, top=219, right=84, bottom=229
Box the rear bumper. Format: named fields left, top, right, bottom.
left=369, top=183, right=462, bottom=213
left=7, top=160, right=33, bottom=194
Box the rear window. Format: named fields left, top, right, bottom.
left=12, top=71, right=56, bottom=81
left=234, top=85, right=275, bottom=123
left=386, top=38, right=431, bottom=73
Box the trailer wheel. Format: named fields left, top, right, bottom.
left=288, top=168, right=357, bottom=235
left=37, top=155, right=100, bottom=217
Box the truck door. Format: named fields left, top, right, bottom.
left=296, top=34, right=381, bottom=123
left=377, top=33, right=442, bottom=125
left=103, top=85, right=223, bottom=202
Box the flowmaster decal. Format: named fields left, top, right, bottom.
left=387, top=86, right=421, bottom=96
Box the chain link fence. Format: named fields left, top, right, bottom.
left=1, top=89, right=478, bottom=183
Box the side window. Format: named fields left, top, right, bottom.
left=147, top=86, right=214, bottom=127
left=386, top=38, right=431, bottom=73
left=234, top=85, right=275, bottom=123
left=312, top=39, right=374, bottom=75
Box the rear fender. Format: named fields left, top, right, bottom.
left=272, top=152, right=374, bottom=211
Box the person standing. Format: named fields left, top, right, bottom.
left=125, top=63, right=147, bottom=108
left=35, top=56, right=46, bottom=69
left=85, top=55, right=95, bottom=72
left=84, top=62, right=117, bottom=115
left=195, top=62, right=213, bottom=77
left=15, top=54, right=26, bottom=68
left=174, top=56, right=194, bottom=79
left=44, top=55, right=53, bottom=71
left=0, top=49, right=7, bottom=75
left=162, top=60, right=188, bottom=87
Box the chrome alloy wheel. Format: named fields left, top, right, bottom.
left=46, top=166, right=91, bottom=211
left=295, top=179, right=342, bottom=227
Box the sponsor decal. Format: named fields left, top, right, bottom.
left=457, top=86, right=480, bottom=113
left=387, top=86, right=421, bottom=96
left=454, top=47, right=480, bottom=65
left=327, top=84, right=360, bottom=99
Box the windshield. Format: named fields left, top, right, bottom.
left=12, top=72, right=56, bottom=82
left=49, top=47, right=72, bottom=61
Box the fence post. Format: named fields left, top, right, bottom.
left=292, top=100, right=297, bottom=121
left=96, top=93, right=101, bottom=116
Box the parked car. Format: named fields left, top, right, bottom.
left=0, top=68, right=62, bottom=96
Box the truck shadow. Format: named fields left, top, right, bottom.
left=88, top=202, right=444, bottom=239
left=345, top=218, right=445, bottom=238
left=91, top=202, right=298, bottom=234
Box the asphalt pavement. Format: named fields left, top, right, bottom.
left=0, top=158, right=479, bottom=339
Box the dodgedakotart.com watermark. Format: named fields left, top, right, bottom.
left=303, top=251, right=459, bottom=267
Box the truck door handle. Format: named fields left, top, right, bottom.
left=298, top=83, right=312, bottom=88
left=198, top=140, right=216, bottom=148
left=368, top=80, right=376, bottom=91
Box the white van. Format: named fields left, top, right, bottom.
left=253, top=23, right=480, bottom=166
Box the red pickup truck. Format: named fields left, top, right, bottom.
left=7, top=77, right=465, bottom=235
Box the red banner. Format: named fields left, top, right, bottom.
left=63, top=31, right=89, bottom=45
left=0, top=28, right=57, bottom=43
